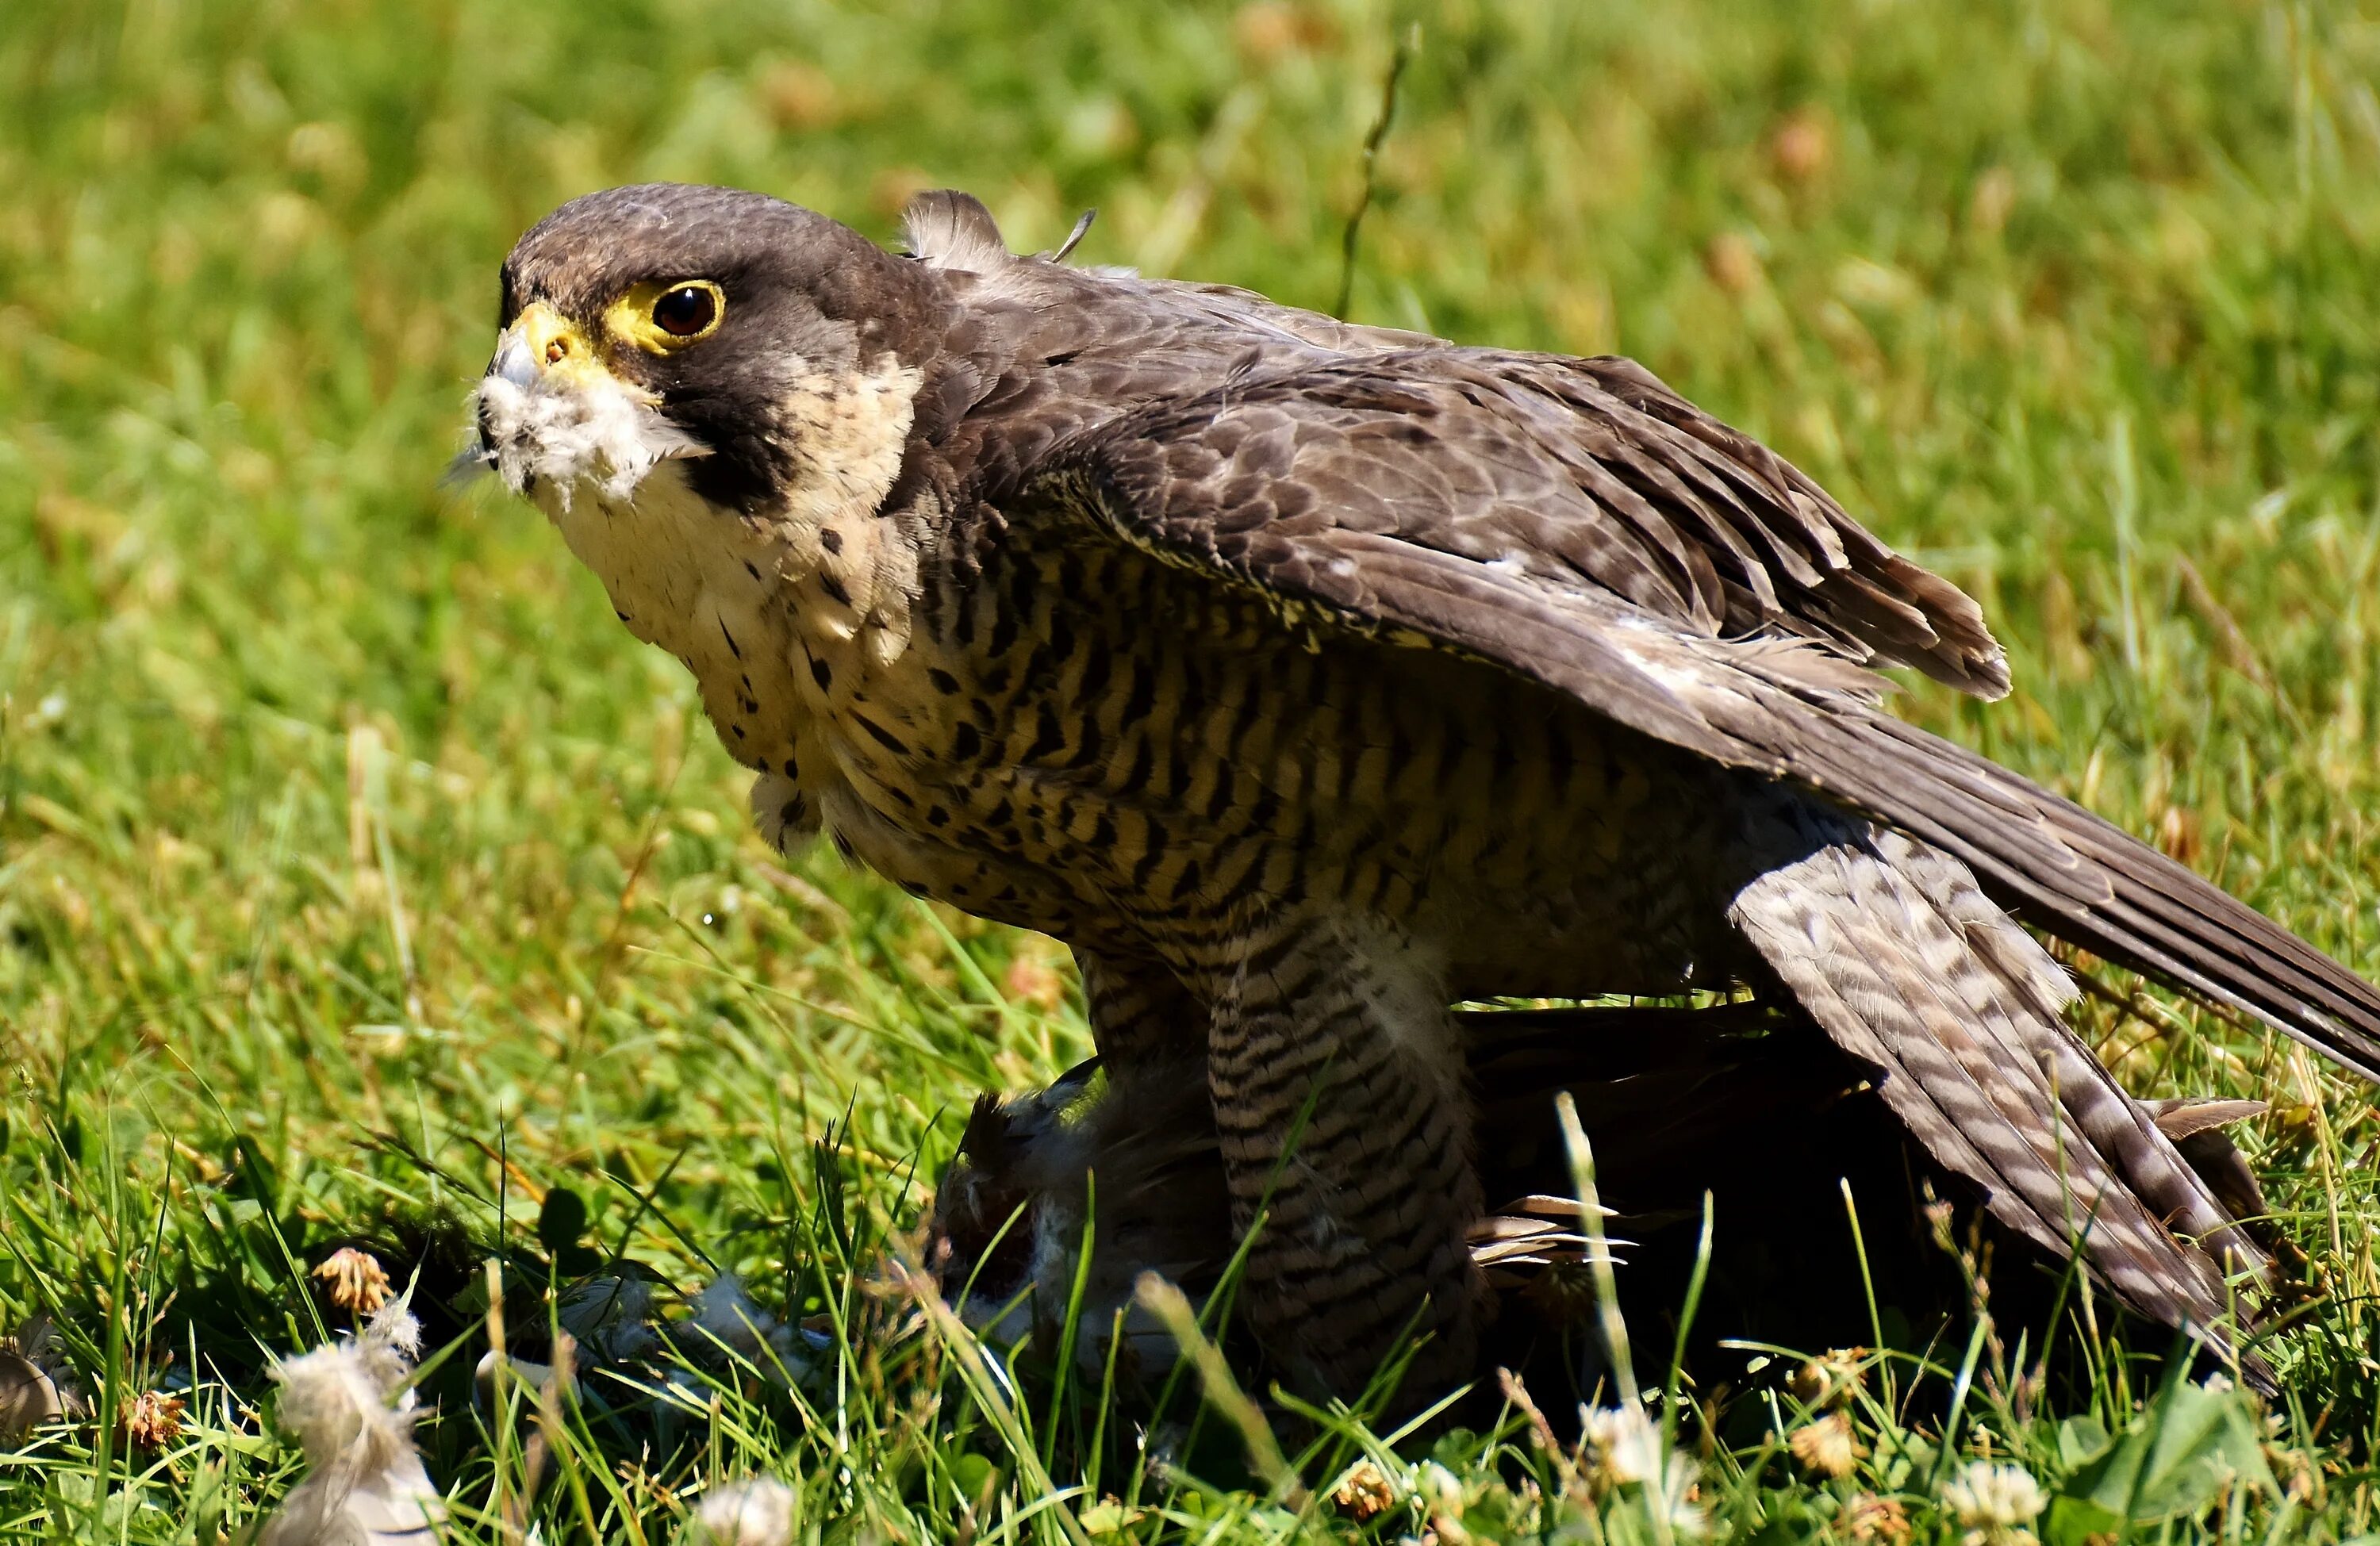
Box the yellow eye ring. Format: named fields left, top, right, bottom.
left=607, top=278, right=726, bottom=352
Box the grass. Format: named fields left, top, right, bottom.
left=4, top=0, right=2380, bottom=1538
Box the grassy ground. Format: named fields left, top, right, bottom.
left=5, top=0, right=2380, bottom=1539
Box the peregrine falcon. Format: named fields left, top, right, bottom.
left=465, top=182, right=2380, bottom=1402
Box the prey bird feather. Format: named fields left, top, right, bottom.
left=467, top=181, right=2380, bottom=1403
left=927, top=1003, right=2272, bottom=1387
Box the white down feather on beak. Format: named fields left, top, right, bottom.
left=471, top=335, right=711, bottom=508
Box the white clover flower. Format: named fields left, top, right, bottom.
left=1580, top=1403, right=1673, bottom=1490
left=1660, top=1483, right=1712, bottom=1539
left=1415, top=1459, right=1467, bottom=1515
left=1578, top=1403, right=1708, bottom=1535
left=1940, top=1460, right=2046, bottom=1546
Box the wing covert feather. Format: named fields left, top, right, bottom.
left=1014, top=359, right=2380, bottom=1078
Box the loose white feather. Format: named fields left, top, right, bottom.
left=693, top=1479, right=797, bottom=1546
left=259, top=1303, right=445, bottom=1546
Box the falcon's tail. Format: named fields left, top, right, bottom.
left=1854, top=715, right=2380, bottom=1084
left=1726, top=808, right=2272, bottom=1373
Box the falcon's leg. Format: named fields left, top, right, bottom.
left=1201, top=915, right=1481, bottom=1402
left=1076, top=949, right=1207, bottom=1067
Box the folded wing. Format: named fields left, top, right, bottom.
left=998, top=350, right=2380, bottom=1350
left=1011, top=351, right=2380, bottom=1076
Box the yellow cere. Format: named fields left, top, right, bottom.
left=512, top=301, right=590, bottom=368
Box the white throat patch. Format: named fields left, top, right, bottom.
left=491, top=353, right=929, bottom=842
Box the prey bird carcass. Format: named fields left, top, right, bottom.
left=465, top=182, right=2380, bottom=1402
left=926, top=1002, right=2275, bottom=1393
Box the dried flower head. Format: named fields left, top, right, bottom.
left=693, top=1477, right=797, bottom=1546
left=2271, top=1445, right=2324, bottom=1506
left=1844, top=1493, right=1911, bottom=1544
left=257, top=1302, right=445, bottom=1546
left=1941, top=1461, right=2046, bottom=1546
left=1790, top=1411, right=1864, bottom=1479
left=120, top=1389, right=186, bottom=1449
left=1705, top=232, right=1762, bottom=296
left=1788, top=1347, right=1868, bottom=1410
left=1001, top=951, right=1066, bottom=1011
left=313, top=1248, right=393, bottom=1314
left=1231, top=1, right=1338, bottom=65
left=1331, top=1459, right=1399, bottom=1521
left=1770, top=110, right=1832, bottom=183
left=1969, top=167, right=2018, bottom=235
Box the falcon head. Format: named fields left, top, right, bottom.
left=461, top=182, right=939, bottom=516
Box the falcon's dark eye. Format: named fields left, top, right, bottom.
left=652, top=284, right=720, bottom=338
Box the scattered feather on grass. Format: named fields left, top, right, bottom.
left=691, top=1478, right=797, bottom=1546
left=257, top=1302, right=445, bottom=1546
left=0, top=1317, right=89, bottom=1446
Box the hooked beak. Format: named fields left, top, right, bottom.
left=449, top=300, right=712, bottom=501
left=495, top=302, right=602, bottom=387
left=446, top=303, right=606, bottom=488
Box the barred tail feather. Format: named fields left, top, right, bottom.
left=1727, top=809, right=2271, bottom=1369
